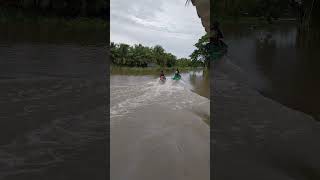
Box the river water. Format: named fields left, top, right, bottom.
left=110, top=69, right=210, bottom=123
left=223, top=22, right=320, bottom=120
left=0, top=22, right=107, bottom=180
left=110, top=69, right=210, bottom=180
left=212, top=22, right=320, bottom=179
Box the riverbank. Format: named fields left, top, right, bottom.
left=0, top=8, right=107, bottom=28
left=218, top=16, right=297, bottom=25
left=110, top=66, right=207, bottom=75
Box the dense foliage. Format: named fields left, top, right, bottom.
left=0, top=0, right=108, bottom=18
left=213, top=0, right=302, bottom=22
left=212, top=0, right=320, bottom=27
left=175, top=58, right=203, bottom=67
left=189, top=34, right=210, bottom=67
left=110, top=42, right=204, bottom=68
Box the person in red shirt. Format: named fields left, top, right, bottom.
left=160, top=70, right=166, bottom=81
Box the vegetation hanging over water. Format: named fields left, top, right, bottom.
left=0, top=0, right=108, bottom=24
left=213, top=0, right=320, bottom=47
left=190, top=34, right=210, bottom=66
left=213, top=0, right=320, bottom=27
left=213, top=0, right=315, bottom=24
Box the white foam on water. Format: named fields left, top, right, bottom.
left=110, top=77, right=209, bottom=119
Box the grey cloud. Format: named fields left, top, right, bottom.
left=110, top=0, right=205, bottom=58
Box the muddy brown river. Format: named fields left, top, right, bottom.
left=110, top=69, right=210, bottom=180
left=0, top=22, right=108, bottom=180
left=212, top=22, right=320, bottom=180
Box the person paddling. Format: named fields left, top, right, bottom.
left=173, top=68, right=181, bottom=80
left=175, top=68, right=180, bottom=76
left=160, top=70, right=166, bottom=81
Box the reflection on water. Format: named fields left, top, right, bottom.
left=224, top=23, right=320, bottom=119
left=188, top=70, right=210, bottom=98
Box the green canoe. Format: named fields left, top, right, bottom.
left=172, top=74, right=181, bottom=80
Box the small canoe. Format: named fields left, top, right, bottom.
left=172, top=74, right=181, bottom=80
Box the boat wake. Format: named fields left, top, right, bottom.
left=110, top=77, right=209, bottom=119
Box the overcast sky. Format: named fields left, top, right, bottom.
left=110, top=0, right=205, bottom=58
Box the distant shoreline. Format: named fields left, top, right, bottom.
left=219, top=16, right=298, bottom=25
left=0, top=8, right=107, bottom=28
left=110, top=66, right=206, bottom=75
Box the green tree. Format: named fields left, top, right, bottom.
left=110, top=42, right=119, bottom=64
left=190, top=34, right=210, bottom=67
left=153, top=45, right=166, bottom=67
left=165, top=53, right=177, bottom=67
left=111, top=42, right=195, bottom=68
left=118, top=43, right=130, bottom=65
